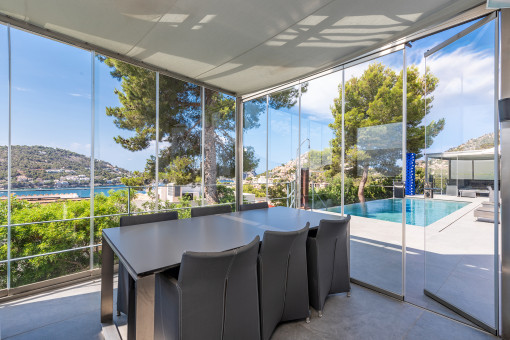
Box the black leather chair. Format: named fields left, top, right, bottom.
left=239, top=202, right=269, bottom=211
left=258, top=224, right=310, bottom=340
left=307, top=216, right=351, bottom=317
left=116, top=211, right=178, bottom=316
left=190, top=204, right=232, bottom=218
left=155, top=236, right=261, bottom=340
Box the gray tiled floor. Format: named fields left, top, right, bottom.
left=0, top=279, right=497, bottom=340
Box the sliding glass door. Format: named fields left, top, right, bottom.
left=422, top=17, right=498, bottom=333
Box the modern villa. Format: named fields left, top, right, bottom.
left=0, top=1, right=510, bottom=340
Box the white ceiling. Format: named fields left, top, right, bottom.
left=0, top=0, right=484, bottom=95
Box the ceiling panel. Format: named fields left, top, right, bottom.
left=0, top=0, right=485, bottom=95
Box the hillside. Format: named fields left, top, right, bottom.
left=447, top=133, right=494, bottom=152
left=0, top=145, right=130, bottom=189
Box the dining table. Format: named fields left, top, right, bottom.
left=100, top=206, right=345, bottom=340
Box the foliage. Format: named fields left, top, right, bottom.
left=243, top=184, right=266, bottom=198
left=102, top=58, right=303, bottom=204
left=329, top=63, right=443, bottom=201
left=0, top=188, right=191, bottom=288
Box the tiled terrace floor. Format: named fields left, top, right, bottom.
left=0, top=278, right=497, bottom=340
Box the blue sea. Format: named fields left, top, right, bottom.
left=0, top=185, right=134, bottom=198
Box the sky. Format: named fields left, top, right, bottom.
left=0, top=18, right=497, bottom=176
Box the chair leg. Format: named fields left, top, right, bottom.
left=306, top=309, right=311, bottom=323
left=347, top=290, right=351, bottom=297
left=318, top=310, right=323, bottom=318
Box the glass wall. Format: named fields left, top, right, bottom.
left=0, top=24, right=8, bottom=289
left=243, top=98, right=268, bottom=204
left=9, top=28, right=92, bottom=287
left=0, top=25, right=238, bottom=289
left=343, top=52, right=404, bottom=295
left=423, top=19, right=497, bottom=329
left=202, top=90, right=236, bottom=208
left=268, top=87, right=299, bottom=207
left=157, top=75, right=201, bottom=218
left=300, top=72, right=338, bottom=210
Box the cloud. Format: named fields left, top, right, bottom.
left=68, top=93, right=91, bottom=99
left=14, top=86, right=30, bottom=92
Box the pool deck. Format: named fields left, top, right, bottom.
left=327, top=195, right=497, bottom=330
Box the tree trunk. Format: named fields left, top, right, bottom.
left=358, top=164, right=369, bottom=203
left=203, top=91, right=218, bottom=204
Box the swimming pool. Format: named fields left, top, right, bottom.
left=325, top=198, right=470, bottom=226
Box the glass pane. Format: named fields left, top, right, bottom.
left=203, top=90, right=236, bottom=207
left=268, top=87, right=300, bottom=207
left=94, top=55, right=156, bottom=227
left=11, top=219, right=91, bottom=259
left=0, top=24, right=8, bottom=276
left=343, top=52, right=404, bottom=295
left=10, top=249, right=90, bottom=288
left=423, top=20, right=496, bottom=328
left=10, top=29, right=92, bottom=224
left=243, top=99, right=267, bottom=204
left=300, top=72, right=338, bottom=210
left=157, top=75, right=201, bottom=212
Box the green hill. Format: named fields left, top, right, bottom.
left=0, top=145, right=130, bottom=189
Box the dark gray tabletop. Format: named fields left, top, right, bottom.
left=102, top=207, right=344, bottom=278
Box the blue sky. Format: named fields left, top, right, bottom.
left=1, top=18, right=497, bottom=176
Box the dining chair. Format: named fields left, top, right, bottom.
left=239, top=202, right=269, bottom=211
left=306, top=216, right=351, bottom=317
left=258, top=224, right=310, bottom=340
left=154, top=236, right=261, bottom=340
left=190, top=204, right=232, bottom=218
left=116, top=211, right=179, bottom=317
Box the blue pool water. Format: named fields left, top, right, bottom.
left=326, top=198, right=470, bottom=227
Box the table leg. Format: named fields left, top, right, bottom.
left=130, top=274, right=155, bottom=340
left=101, top=240, right=114, bottom=323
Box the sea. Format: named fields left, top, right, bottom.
left=0, top=185, right=135, bottom=198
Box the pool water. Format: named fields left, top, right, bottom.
left=326, top=198, right=470, bottom=226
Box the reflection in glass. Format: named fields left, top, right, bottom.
left=299, top=73, right=337, bottom=210
left=203, top=90, right=236, bottom=206
left=94, top=55, right=156, bottom=220
left=339, top=53, right=404, bottom=295
left=268, top=87, right=299, bottom=207
left=243, top=99, right=267, bottom=204
left=157, top=75, right=201, bottom=213
left=423, top=20, right=496, bottom=328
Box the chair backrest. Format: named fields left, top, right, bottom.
left=190, top=204, right=232, bottom=218
left=178, top=236, right=260, bottom=340
left=316, top=216, right=351, bottom=294
left=119, top=211, right=178, bottom=227
left=239, top=202, right=269, bottom=211
left=258, top=224, right=309, bottom=340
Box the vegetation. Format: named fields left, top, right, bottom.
left=330, top=64, right=443, bottom=202
left=101, top=58, right=304, bottom=204
left=0, top=188, right=194, bottom=288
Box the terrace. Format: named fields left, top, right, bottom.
left=0, top=1, right=509, bottom=339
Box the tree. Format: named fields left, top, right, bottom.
left=103, top=57, right=304, bottom=204
left=330, top=63, right=443, bottom=202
